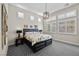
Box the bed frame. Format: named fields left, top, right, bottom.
left=23, top=29, right=52, bottom=53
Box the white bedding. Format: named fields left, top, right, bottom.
left=25, top=32, right=52, bottom=46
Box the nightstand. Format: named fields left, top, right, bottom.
left=15, top=37, right=24, bottom=46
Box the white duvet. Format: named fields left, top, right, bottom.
left=25, top=32, right=52, bottom=46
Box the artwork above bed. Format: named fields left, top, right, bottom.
left=24, top=25, right=38, bottom=29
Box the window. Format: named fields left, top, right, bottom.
left=46, top=16, right=57, bottom=33
left=38, top=18, right=41, bottom=22
left=48, top=24, right=50, bottom=32
left=51, top=16, right=57, bottom=33
left=58, top=14, right=65, bottom=19
left=66, top=10, right=76, bottom=18
left=44, top=10, right=77, bottom=35
left=18, top=12, right=24, bottom=18
left=58, top=10, right=77, bottom=34
left=43, top=20, right=48, bottom=32
left=51, top=21, right=57, bottom=33
left=30, top=16, right=34, bottom=21
left=58, top=10, right=76, bottom=20
left=58, top=21, right=66, bottom=33
left=58, top=19, right=77, bottom=34
left=66, top=18, right=77, bottom=34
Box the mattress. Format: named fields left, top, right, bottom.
left=25, top=32, right=52, bottom=46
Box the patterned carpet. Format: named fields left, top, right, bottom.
left=7, top=41, right=79, bottom=56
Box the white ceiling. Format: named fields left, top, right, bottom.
left=12, top=3, right=75, bottom=16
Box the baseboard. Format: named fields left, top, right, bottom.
left=8, top=41, right=15, bottom=46
left=53, top=39, right=79, bottom=47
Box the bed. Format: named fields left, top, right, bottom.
left=23, top=29, right=52, bottom=53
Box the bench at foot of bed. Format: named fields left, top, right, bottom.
left=23, top=38, right=52, bottom=53
left=32, top=39, right=52, bottom=53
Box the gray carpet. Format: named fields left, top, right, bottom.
left=7, top=41, right=79, bottom=56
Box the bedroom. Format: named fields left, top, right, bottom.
left=0, top=3, right=79, bottom=56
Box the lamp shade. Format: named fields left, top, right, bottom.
left=16, top=30, right=22, bottom=33
left=39, top=30, right=42, bottom=32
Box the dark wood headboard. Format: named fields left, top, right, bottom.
left=23, top=29, right=42, bottom=36
left=23, top=29, right=39, bottom=32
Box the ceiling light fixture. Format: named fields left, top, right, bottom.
left=43, top=3, right=49, bottom=19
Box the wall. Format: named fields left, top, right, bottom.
left=8, top=4, right=43, bottom=46
left=43, top=4, right=79, bottom=45
left=0, top=3, right=2, bottom=55
left=0, top=4, right=8, bottom=56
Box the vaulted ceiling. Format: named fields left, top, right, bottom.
left=11, top=3, right=75, bottom=16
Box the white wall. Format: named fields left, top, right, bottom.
left=8, top=4, right=43, bottom=46
left=0, top=4, right=8, bottom=56
left=0, top=3, right=2, bottom=55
